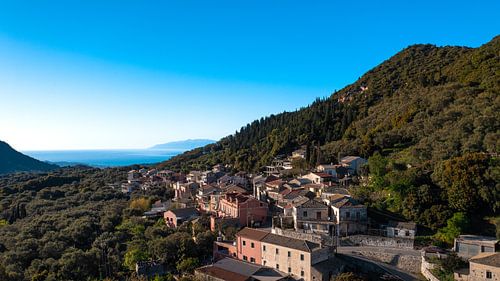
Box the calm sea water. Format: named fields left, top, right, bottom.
left=23, top=149, right=183, bottom=168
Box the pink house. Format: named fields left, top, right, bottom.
left=236, top=227, right=269, bottom=264
left=218, top=193, right=268, bottom=227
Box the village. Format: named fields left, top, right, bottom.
left=118, top=149, right=500, bottom=281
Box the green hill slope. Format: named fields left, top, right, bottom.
left=0, top=141, right=58, bottom=174
left=160, top=36, right=499, bottom=173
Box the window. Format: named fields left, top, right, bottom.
left=276, top=248, right=279, bottom=254
left=300, top=254, right=304, bottom=261
left=486, top=271, right=492, bottom=279
left=276, top=264, right=279, bottom=270
left=303, top=211, right=308, bottom=217
left=288, top=251, right=291, bottom=257
left=243, top=255, right=248, bottom=261
left=243, top=240, right=246, bottom=246
left=316, top=212, right=321, bottom=219
left=263, top=245, right=266, bottom=251
left=251, top=242, right=255, bottom=248
left=288, top=267, right=291, bottom=273
left=394, top=229, right=399, bottom=236
left=301, top=270, right=304, bottom=277
left=405, top=231, right=410, bottom=237
left=345, top=211, right=350, bottom=219
left=263, top=260, right=267, bottom=266
left=250, top=257, right=255, bottom=263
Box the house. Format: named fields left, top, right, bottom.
left=340, top=156, right=367, bottom=175
left=201, top=170, right=217, bottom=185
left=329, top=195, right=367, bottom=236
left=260, top=232, right=331, bottom=281
left=292, top=148, right=306, bottom=159
left=195, top=257, right=289, bottom=281
left=128, top=170, right=141, bottom=181
left=293, top=199, right=334, bottom=234
left=197, top=185, right=221, bottom=213
left=218, top=193, right=268, bottom=227
left=221, top=184, right=248, bottom=195
left=253, top=175, right=279, bottom=200
left=173, top=181, right=199, bottom=201
left=303, top=183, right=327, bottom=197
left=288, top=178, right=312, bottom=187
left=316, top=164, right=348, bottom=180
left=454, top=252, right=500, bottom=281
left=218, top=174, right=249, bottom=188
left=236, top=227, right=270, bottom=264
left=386, top=221, right=417, bottom=239
left=143, top=200, right=171, bottom=218
left=235, top=227, right=332, bottom=281
left=454, top=235, right=499, bottom=259
left=301, top=172, right=334, bottom=185
left=164, top=207, right=199, bottom=228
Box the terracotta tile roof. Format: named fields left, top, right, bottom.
left=470, top=252, right=500, bottom=267
left=296, top=199, right=328, bottom=209
left=331, top=197, right=364, bottom=208
left=261, top=232, right=320, bottom=252
left=266, top=179, right=284, bottom=187
left=236, top=227, right=270, bottom=241
left=196, top=265, right=249, bottom=281
left=168, top=207, right=199, bottom=218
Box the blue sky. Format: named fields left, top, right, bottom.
left=0, top=1, right=498, bottom=150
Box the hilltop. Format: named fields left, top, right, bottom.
left=0, top=141, right=58, bottom=175
left=159, top=36, right=499, bottom=172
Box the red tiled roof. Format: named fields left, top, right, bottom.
left=196, top=265, right=249, bottom=281
left=236, top=227, right=269, bottom=241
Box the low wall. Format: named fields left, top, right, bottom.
left=421, top=256, right=440, bottom=281
left=341, top=234, right=414, bottom=249
left=353, top=250, right=421, bottom=274
left=336, top=254, right=394, bottom=280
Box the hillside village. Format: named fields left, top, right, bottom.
left=117, top=148, right=499, bottom=281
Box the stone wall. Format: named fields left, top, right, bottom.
left=421, top=256, right=440, bottom=281
left=353, top=250, right=421, bottom=274
left=341, top=234, right=414, bottom=249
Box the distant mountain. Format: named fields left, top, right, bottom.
left=0, top=141, right=58, bottom=174
left=150, top=139, right=216, bottom=150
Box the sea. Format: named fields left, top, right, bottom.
left=22, top=149, right=183, bottom=168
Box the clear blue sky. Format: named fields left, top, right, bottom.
left=0, top=1, right=498, bottom=150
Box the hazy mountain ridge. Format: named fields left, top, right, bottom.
left=150, top=139, right=215, bottom=150
left=0, top=141, right=58, bottom=175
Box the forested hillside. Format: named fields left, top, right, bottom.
left=160, top=36, right=499, bottom=172
left=0, top=141, right=58, bottom=175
